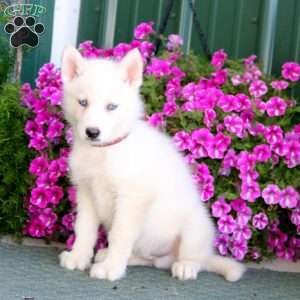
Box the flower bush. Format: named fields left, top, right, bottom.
left=21, top=22, right=300, bottom=262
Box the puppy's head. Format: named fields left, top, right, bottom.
left=61, top=47, right=144, bottom=146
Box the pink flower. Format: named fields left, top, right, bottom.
left=207, top=133, right=231, bottom=159
left=173, top=131, right=190, bottom=151
left=235, top=93, right=251, bottom=111
left=224, top=114, right=244, bottom=138
left=281, top=62, right=300, bottom=82
left=236, top=207, right=253, bottom=227
left=267, top=228, right=288, bottom=250
left=38, top=208, right=57, bottom=228
left=218, top=215, right=236, bottom=234
left=66, top=234, right=75, bottom=250
left=253, top=98, right=266, bottom=113
left=191, top=128, right=213, bottom=146
left=253, top=144, right=271, bottom=162
left=212, top=69, right=228, bottom=85
left=163, top=101, right=177, bottom=116
left=284, top=140, right=300, bottom=168
left=231, top=198, right=247, bottom=212
left=240, top=110, right=254, bottom=128
left=264, top=125, right=283, bottom=144
left=134, top=22, right=154, bottom=40
left=252, top=212, right=268, bottom=230
left=244, top=54, right=257, bottom=66
left=139, top=41, right=154, bottom=59
left=232, top=225, right=252, bottom=241
left=29, top=155, right=49, bottom=176
left=30, top=187, right=51, bottom=208
left=276, top=247, right=296, bottom=261
left=68, top=186, right=77, bottom=206
left=146, top=58, right=171, bottom=78
left=241, top=181, right=261, bottom=202
left=113, top=43, right=131, bottom=59
left=270, top=141, right=288, bottom=156
left=251, top=249, right=261, bottom=260
left=249, top=80, right=268, bottom=98
left=211, top=197, right=231, bottom=218
left=36, top=63, right=62, bottom=90
left=196, top=163, right=211, bottom=177
left=204, top=109, right=217, bottom=128
left=220, top=149, right=236, bottom=176
left=271, top=80, right=289, bottom=90
left=48, top=160, right=63, bottom=181
left=148, top=112, right=165, bottom=127
left=48, top=185, right=64, bottom=206
left=262, top=184, right=281, bottom=205
left=47, top=118, right=64, bottom=141
left=65, top=127, right=73, bottom=145
left=279, top=186, right=299, bottom=209
left=266, top=97, right=287, bottom=117
left=26, top=218, right=46, bottom=237
left=40, top=86, right=62, bottom=106
left=231, top=74, right=243, bottom=86
left=166, top=34, right=183, bottom=50
left=25, top=120, right=43, bottom=138
left=217, top=94, right=237, bottom=112
left=215, top=234, right=230, bottom=256
left=36, top=173, right=53, bottom=187
left=182, top=82, right=196, bottom=101
left=237, top=151, right=256, bottom=173
left=291, top=208, right=300, bottom=226
left=29, top=136, right=48, bottom=151
left=211, top=49, right=227, bottom=69
left=231, top=239, right=248, bottom=260
left=62, top=212, right=75, bottom=231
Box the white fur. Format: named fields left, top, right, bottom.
left=59, top=47, right=246, bottom=281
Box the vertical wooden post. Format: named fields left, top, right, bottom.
left=14, top=0, right=23, bottom=82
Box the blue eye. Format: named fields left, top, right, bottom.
left=106, top=103, right=118, bottom=111
left=78, top=99, right=88, bottom=107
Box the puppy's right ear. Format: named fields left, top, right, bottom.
left=61, top=46, right=84, bottom=82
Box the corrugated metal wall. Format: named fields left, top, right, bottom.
left=20, top=0, right=55, bottom=84
left=20, top=0, right=300, bottom=94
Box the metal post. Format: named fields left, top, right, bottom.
left=103, top=0, right=118, bottom=48
left=179, top=0, right=194, bottom=53
left=259, top=0, right=279, bottom=74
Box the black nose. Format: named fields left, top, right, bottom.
left=86, top=127, right=100, bottom=140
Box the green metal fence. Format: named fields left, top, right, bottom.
left=20, top=0, right=300, bottom=91
left=20, top=0, right=55, bottom=84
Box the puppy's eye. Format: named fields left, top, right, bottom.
left=106, top=103, right=118, bottom=111
left=78, top=99, right=88, bottom=107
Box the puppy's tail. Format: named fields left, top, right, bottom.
left=204, top=255, right=246, bottom=282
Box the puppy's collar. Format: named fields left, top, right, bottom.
left=93, top=133, right=129, bottom=148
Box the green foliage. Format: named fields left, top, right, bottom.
left=0, top=83, right=33, bottom=236
left=0, top=15, right=15, bottom=85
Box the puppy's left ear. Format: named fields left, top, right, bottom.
left=119, top=48, right=143, bottom=88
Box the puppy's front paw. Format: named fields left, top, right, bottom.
left=90, top=261, right=126, bottom=281
left=59, top=250, right=92, bottom=271
left=172, top=261, right=200, bottom=280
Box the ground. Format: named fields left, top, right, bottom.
left=1, top=241, right=300, bottom=300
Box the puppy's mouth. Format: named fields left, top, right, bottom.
left=87, top=134, right=129, bottom=148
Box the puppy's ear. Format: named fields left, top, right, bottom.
left=61, top=46, right=84, bottom=82
left=119, top=48, right=143, bottom=88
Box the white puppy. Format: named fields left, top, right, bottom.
left=59, top=47, right=245, bottom=282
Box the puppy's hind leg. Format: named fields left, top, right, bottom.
left=171, top=211, right=214, bottom=280
left=171, top=209, right=245, bottom=281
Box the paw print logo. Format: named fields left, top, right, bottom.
left=4, top=16, right=44, bottom=48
